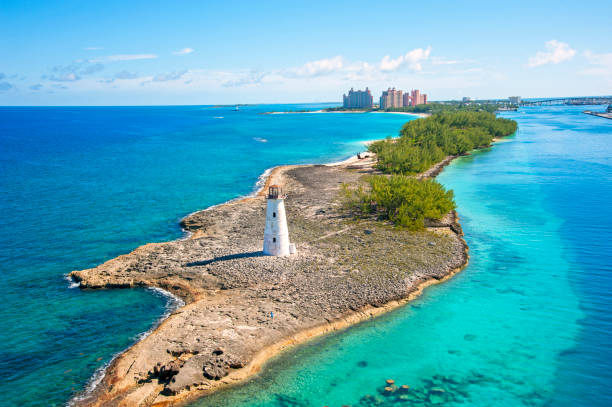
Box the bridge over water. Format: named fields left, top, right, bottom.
left=521, top=96, right=612, bottom=106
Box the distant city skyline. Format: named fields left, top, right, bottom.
left=1, top=0, right=611, bottom=105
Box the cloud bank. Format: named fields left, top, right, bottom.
left=379, top=47, right=432, bottom=72
left=528, top=40, right=576, bottom=67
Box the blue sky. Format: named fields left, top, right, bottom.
left=1, top=0, right=610, bottom=105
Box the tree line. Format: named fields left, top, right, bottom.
left=369, top=111, right=517, bottom=174
left=341, top=111, right=517, bottom=229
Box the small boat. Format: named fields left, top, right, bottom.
left=233, top=106, right=239, bottom=111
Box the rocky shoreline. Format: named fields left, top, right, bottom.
left=69, top=154, right=468, bottom=407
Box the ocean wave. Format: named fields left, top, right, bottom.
left=67, top=287, right=184, bottom=406
left=64, top=274, right=80, bottom=289
left=253, top=166, right=274, bottom=195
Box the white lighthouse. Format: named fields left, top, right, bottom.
left=263, top=185, right=296, bottom=256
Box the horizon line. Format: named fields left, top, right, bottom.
left=1, top=94, right=611, bottom=108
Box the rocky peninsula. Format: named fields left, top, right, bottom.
left=70, top=154, right=468, bottom=407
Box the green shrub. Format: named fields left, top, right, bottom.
left=341, top=175, right=455, bottom=230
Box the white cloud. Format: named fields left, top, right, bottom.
left=431, top=56, right=459, bottom=65
left=212, top=47, right=439, bottom=88
left=379, top=47, right=431, bottom=72
left=379, top=55, right=404, bottom=72
left=223, top=71, right=266, bottom=87
left=115, top=71, right=139, bottom=80
left=174, top=48, right=194, bottom=55
left=80, top=63, right=105, bottom=75
left=581, top=51, right=612, bottom=78
left=0, top=81, right=14, bottom=91
left=288, top=56, right=344, bottom=77
left=584, top=50, right=612, bottom=68
left=152, top=70, right=188, bottom=82
left=106, top=54, right=157, bottom=61
left=45, top=60, right=104, bottom=82
left=49, top=72, right=79, bottom=82
left=281, top=48, right=431, bottom=80
left=33, top=47, right=492, bottom=102
left=527, top=40, right=576, bottom=67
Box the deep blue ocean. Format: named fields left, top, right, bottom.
left=1, top=104, right=610, bottom=406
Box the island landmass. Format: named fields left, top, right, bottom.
left=69, top=111, right=517, bottom=407
left=583, top=104, right=612, bottom=120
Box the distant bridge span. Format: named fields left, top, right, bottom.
left=521, top=96, right=612, bottom=106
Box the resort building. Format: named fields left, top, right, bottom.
left=343, top=88, right=373, bottom=108
left=402, top=93, right=411, bottom=107
left=402, top=89, right=428, bottom=107
left=410, top=89, right=427, bottom=106
left=380, top=88, right=403, bottom=109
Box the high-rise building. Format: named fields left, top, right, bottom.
left=402, top=93, right=411, bottom=107
left=380, top=88, right=403, bottom=109
left=508, top=96, right=521, bottom=105
left=342, top=88, right=373, bottom=108
left=379, top=87, right=427, bottom=108
left=403, top=89, right=427, bottom=106
left=411, top=89, right=421, bottom=107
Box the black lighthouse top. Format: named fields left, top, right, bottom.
left=268, top=185, right=283, bottom=199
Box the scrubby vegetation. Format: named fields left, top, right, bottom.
left=324, top=102, right=518, bottom=114
left=383, top=101, right=517, bottom=114
left=341, top=175, right=456, bottom=230
left=341, top=111, right=517, bottom=229
left=369, top=111, right=517, bottom=174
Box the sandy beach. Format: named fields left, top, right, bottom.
left=370, top=111, right=431, bottom=118
left=264, top=110, right=430, bottom=118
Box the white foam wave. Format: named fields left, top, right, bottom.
left=67, top=287, right=185, bottom=406
left=64, top=274, right=80, bottom=289
left=253, top=166, right=274, bottom=195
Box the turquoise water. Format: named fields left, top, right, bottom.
left=0, top=104, right=412, bottom=406
left=189, top=106, right=612, bottom=407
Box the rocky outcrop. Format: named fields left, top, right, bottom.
left=70, top=159, right=468, bottom=407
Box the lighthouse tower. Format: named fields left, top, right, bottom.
left=263, top=185, right=296, bottom=256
